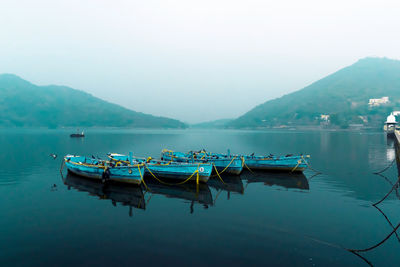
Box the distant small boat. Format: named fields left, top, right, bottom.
left=108, top=153, right=213, bottom=183
left=161, top=149, right=244, bottom=175
left=64, top=155, right=144, bottom=184
left=70, top=129, right=85, bottom=138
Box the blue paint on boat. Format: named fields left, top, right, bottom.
left=160, top=150, right=244, bottom=175
left=210, top=151, right=309, bottom=172
left=242, top=155, right=309, bottom=172
left=64, top=155, right=144, bottom=185
left=162, top=149, right=309, bottom=173
left=108, top=153, right=212, bottom=183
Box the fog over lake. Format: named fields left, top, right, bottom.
left=1, top=0, right=400, bottom=122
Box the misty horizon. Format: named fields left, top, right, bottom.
left=1, top=0, right=400, bottom=123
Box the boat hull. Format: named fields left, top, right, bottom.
left=64, top=156, right=143, bottom=185
left=244, top=156, right=307, bottom=173
left=161, top=152, right=244, bottom=175
left=70, top=134, right=84, bottom=138
left=210, top=158, right=243, bottom=175
left=146, top=163, right=212, bottom=183
left=109, top=154, right=212, bottom=183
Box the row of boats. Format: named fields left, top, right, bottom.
left=64, top=149, right=310, bottom=185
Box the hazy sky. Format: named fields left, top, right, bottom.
left=1, top=0, right=400, bottom=123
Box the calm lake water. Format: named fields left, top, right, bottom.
left=1, top=128, right=400, bottom=266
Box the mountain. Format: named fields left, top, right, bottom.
left=191, top=119, right=233, bottom=129
left=0, top=74, right=186, bottom=128
left=229, top=57, right=400, bottom=128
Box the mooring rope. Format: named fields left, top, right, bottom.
left=373, top=204, right=400, bottom=243
left=211, top=163, right=226, bottom=184
left=300, top=155, right=321, bottom=174
left=242, top=157, right=254, bottom=173
left=291, top=159, right=302, bottom=172
left=373, top=159, right=396, bottom=174
left=210, top=156, right=237, bottom=178
left=372, top=176, right=400, bottom=206
left=137, top=164, right=149, bottom=192
left=348, top=221, right=400, bottom=253
left=347, top=250, right=373, bottom=267
left=144, top=164, right=200, bottom=186
left=375, top=173, right=400, bottom=200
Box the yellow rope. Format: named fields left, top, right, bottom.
left=242, top=157, right=254, bottom=173
left=212, top=163, right=226, bottom=184
left=67, top=160, right=107, bottom=169
left=300, top=155, right=320, bottom=174
left=137, top=164, right=149, bottom=191
left=144, top=164, right=200, bottom=185
left=196, top=164, right=200, bottom=185
left=291, top=159, right=302, bottom=172
left=211, top=156, right=237, bottom=177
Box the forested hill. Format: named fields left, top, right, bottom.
left=0, top=74, right=186, bottom=128
left=228, top=57, right=400, bottom=128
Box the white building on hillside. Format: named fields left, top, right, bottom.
left=320, top=114, right=330, bottom=121
left=369, top=96, right=389, bottom=107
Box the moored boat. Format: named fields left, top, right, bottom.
left=70, top=129, right=85, bottom=138
left=195, top=150, right=309, bottom=173
left=64, top=155, right=144, bottom=185
left=242, top=154, right=309, bottom=172
left=161, top=149, right=244, bottom=175
left=108, top=153, right=212, bottom=183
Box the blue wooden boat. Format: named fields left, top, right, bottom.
left=207, top=150, right=309, bottom=172
left=108, top=153, right=212, bottom=183
left=64, top=155, right=144, bottom=185
left=242, top=154, right=309, bottom=172
left=160, top=149, right=244, bottom=175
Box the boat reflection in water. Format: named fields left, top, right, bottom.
left=63, top=173, right=145, bottom=216
left=145, top=178, right=213, bottom=213
left=241, top=171, right=310, bottom=190
left=207, top=175, right=244, bottom=202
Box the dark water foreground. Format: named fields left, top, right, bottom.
left=1, top=129, right=400, bottom=266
